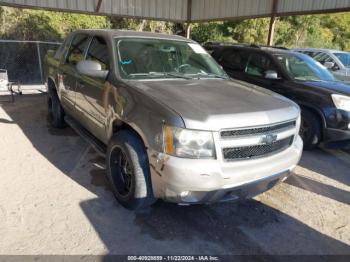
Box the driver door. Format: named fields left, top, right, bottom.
left=59, top=34, right=90, bottom=119
left=75, top=36, right=110, bottom=142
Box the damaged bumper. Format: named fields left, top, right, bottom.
left=149, top=136, right=303, bottom=204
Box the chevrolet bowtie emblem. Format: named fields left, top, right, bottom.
left=260, top=134, right=278, bottom=145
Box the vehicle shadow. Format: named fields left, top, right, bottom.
left=297, top=149, right=350, bottom=186
left=286, top=174, right=350, bottom=205
left=1, top=93, right=88, bottom=176
left=284, top=148, right=350, bottom=205
left=80, top=189, right=350, bottom=256
left=1, top=94, right=350, bottom=257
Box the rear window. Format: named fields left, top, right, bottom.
left=216, top=49, right=249, bottom=72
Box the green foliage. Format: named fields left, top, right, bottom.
left=191, top=22, right=229, bottom=43
left=0, top=7, right=111, bottom=41
left=321, top=13, right=350, bottom=50
left=110, top=17, right=174, bottom=33
left=191, top=13, right=350, bottom=51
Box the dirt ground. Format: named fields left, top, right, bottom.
left=0, top=92, right=349, bottom=257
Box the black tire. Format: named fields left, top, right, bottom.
left=48, top=90, right=65, bottom=128
left=300, top=109, right=322, bottom=150
left=106, top=130, right=156, bottom=210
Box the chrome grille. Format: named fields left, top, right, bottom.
left=222, top=136, right=294, bottom=161
left=220, top=121, right=296, bottom=138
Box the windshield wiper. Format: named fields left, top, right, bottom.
left=206, top=74, right=228, bottom=79
left=190, top=72, right=228, bottom=79
left=129, top=73, right=151, bottom=78
left=163, top=72, right=192, bottom=80
left=148, top=72, right=192, bottom=80
left=128, top=72, right=191, bottom=80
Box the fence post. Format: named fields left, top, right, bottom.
left=36, top=42, right=44, bottom=84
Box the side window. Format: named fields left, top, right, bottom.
left=245, top=53, right=278, bottom=77
left=66, top=34, right=90, bottom=65
left=219, top=49, right=248, bottom=72
left=314, top=53, right=334, bottom=64
left=314, top=52, right=339, bottom=70
left=54, top=35, right=71, bottom=60
left=86, top=36, right=110, bottom=71
left=303, top=51, right=318, bottom=57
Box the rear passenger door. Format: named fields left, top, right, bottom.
left=75, top=36, right=110, bottom=142
left=59, top=34, right=90, bottom=117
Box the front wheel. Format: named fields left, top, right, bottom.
left=300, top=109, right=322, bottom=150
left=106, top=130, right=156, bottom=210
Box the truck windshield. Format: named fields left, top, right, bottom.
left=334, top=52, right=350, bottom=68
left=115, top=38, right=228, bottom=80
left=274, top=53, right=336, bottom=81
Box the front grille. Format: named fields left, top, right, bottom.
left=222, top=136, right=294, bottom=161
left=221, top=121, right=296, bottom=138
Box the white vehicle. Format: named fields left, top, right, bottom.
left=294, top=48, right=350, bottom=82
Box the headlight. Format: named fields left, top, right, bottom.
left=295, top=111, right=301, bottom=142
left=296, top=112, right=301, bottom=133
left=332, top=94, right=350, bottom=111
left=163, top=126, right=215, bottom=159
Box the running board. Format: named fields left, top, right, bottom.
left=64, top=115, right=106, bottom=156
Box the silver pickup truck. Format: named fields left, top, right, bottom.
left=45, top=29, right=303, bottom=210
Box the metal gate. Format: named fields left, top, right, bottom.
left=0, top=40, right=61, bottom=84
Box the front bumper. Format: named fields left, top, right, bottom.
left=324, top=109, right=350, bottom=146
left=149, top=136, right=303, bottom=204
left=324, top=128, right=350, bottom=147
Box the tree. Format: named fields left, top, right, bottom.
left=0, top=7, right=111, bottom=41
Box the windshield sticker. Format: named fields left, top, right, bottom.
left=188, top=43, right=207, bottom=54
left=121, top=60, right=132, bottom=65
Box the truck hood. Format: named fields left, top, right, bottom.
left=130, top=79, right=299, bottom=131
left=301, top=80, right=350, bottom=95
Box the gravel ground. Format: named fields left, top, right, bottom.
left=0, top=93, right=349, bottom=257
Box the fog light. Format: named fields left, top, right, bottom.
left=348, top=123, right=350, bottom=130
left=180, top=191, right=206, bottom=203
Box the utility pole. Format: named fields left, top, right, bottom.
left=186, top=24, right=192, bottom=39
left=267, top=0, right=278, bottom=46
left=186, top=0, right=192, bottom=39
left=95, top=0, right=103, bottom=12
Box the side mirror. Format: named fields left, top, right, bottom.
left=76, top=60, right=108, bottom=79
left=264, top=70, right=279, bottom=80
left=324, top=61, right=335, bottom=70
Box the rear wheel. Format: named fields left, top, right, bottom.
left=48, top=90, right=65, bottom=128
left=106, top=130, right=156, bottom=210
left=300, top=109, right=322, bottom=150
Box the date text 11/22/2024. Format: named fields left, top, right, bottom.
left=127, top=256, right=220, bottom=261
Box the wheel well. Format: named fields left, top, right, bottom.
left=112, top=121, right=146, bottom=147
left=300, top=105, right=324, bottom=139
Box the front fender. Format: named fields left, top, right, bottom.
left=104, top=80, right=184, bottom=152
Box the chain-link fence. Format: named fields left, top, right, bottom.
left=0, top=40, right=61, bottom=84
